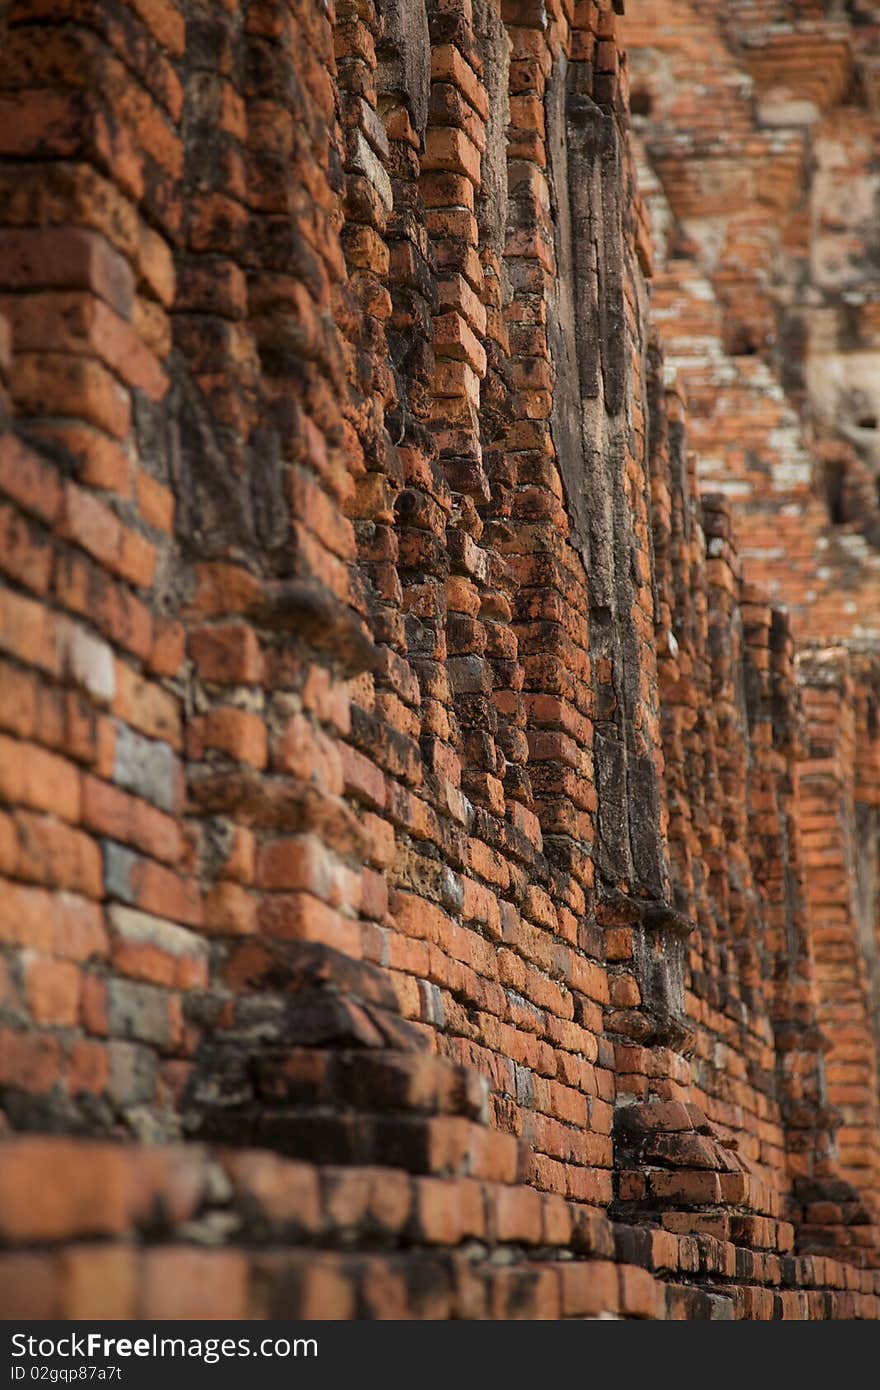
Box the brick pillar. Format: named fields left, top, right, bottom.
left=798, top=651, right=880, bottom=1258
left=0, top=0, right=189, bottom=1131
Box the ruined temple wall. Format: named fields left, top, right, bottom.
left=626, top=0, right=880, bottom=1253
left=622, top=0, right=880, bottom=647
left=797, top=651, right=880, bottom=1227
left=0, top=0, right=659, bottom=1208
left=0, top=0, right=878, bottom=1318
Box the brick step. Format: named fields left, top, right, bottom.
left=613, top=1097, right=788, bottom=1228
left=613, top=1203, right=795, bottom=1251
left=185, top=1042, right=488, bottom=1125
left=2, top=1139, right=880, bottom=1318
left=220, top=1153, right=616, bottom=1254
left=221, top=940, right=406, bottom=1015
left=195, top=1108, right=527, bottom=1183
left=615, top=1165, right=785, bottom=1220
left=253, top=1047, right=490, bottom=1118
left=0, top=1241, right=669, bottom=1321
left=798, top=1224, right=880, bottom=1267
left=0, top=1134, right=613, bottom=1252
left=5, top=1237, right=880, bottom=1320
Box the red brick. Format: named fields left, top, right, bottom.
left=149, top=618, right=185, bottom=677
left=66, top=1040, right=109, bottom=1095
left=139, top=1249, right=248, bottom=1318
left=12, top=810, right=103, bottom=897
left=136, top=471, right=175, bottom=533
left=189, top=622, right=263, bottom=684
left=0, top=227, right=134, bottom=318
left=60, top=1245, right=137, bottom=1319
left=12, top=352, right=131, bottom=438
left=0, top=1253, right=61, bottom=1318
left=559, top=1259, right=620, bottom=1317
left=187, top=708, right=268, bottom=769
left=0, top=1030, right=63, bottom=1093
left=618, top=1264, right=664, bottom=1319
left=25, top=958, right=81, bottom=1027
left=0, top=430, right=64, bottom=522
left=81, top=775, right=182, bottom=865
left=0, top=733, right=81, bottom=822
left=113, top=662, right=181, bottom=747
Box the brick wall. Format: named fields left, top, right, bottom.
left=624, top=0, right=880, bottom=644
left=0, top=0, right=878, bottom=1319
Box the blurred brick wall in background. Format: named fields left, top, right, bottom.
left=0, top=0, right=879, bottom=1318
